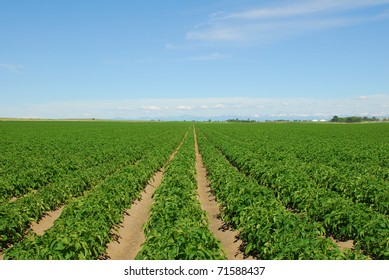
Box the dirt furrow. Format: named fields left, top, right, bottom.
left=330, top=236, right=354, bottom=251
left=30, top=205, right=65, bottom=236
left=105, top=132, right=188, bottom=260
left=1, top=203, right=64, bottom=260
left=105, top=170, right=163, bottom=260
left=194, top=128, right=252, bottom=260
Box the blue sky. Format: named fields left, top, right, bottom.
left=1, top=0, right=388, bottom=120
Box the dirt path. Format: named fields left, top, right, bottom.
left=30, top=205, right=65, bottom=235
left=330, top=236, right=354, bottom=251
left=105, top=132, right=188, bottom=260
left=0, top=203, right=63, bottom=260
left=194, top=128, right=252, bottom=260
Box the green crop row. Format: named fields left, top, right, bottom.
left=3, top=129, right=185, bottom=259
left=0, top=122, right=113, bottom=200
left=0, top=122, right=187, bottom=202
left=196, top=129, right=367, bottom=260
left=304, top=163, right=389, bottom=215
left=136, top=130, right=226, bottom=260
left=0, top=158, right=134, bottom=248
left=0, top=122, right=188, bottom=249
left=198, top=125, right=389, bottom=259
left=201, top=124, right=389, bottom=215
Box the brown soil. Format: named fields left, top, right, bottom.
left=105, top=132, right=188, bottom=260
left=30, top=205, right=65, bottom=235
left=105, top=170, right=164, bottom=259
left=194, top=128, right=253, bottom=260
left=330, top=236, right=354, bottom=250
left=0, top=205, right=64, bottom=260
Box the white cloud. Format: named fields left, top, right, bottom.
left=223, top=0, right=389, bottom=20
left=186, top=0, right=389, bottom=43
left=1, top=95, right=388, bottom=120
left=177, top=105, right=192, bottom=110
left=141, top=105, right=162, bottom=111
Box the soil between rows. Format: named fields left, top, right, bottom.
left=194, top=129, right=252, bottom=260
left=30, top=205, right=65, bottom=236
left=105, top=170, right=164, bottom=259
left=105, top=130, right=251, bottom=260
left=330, top=237, right=354, bottom=251
left=0, top=131, right=250, bottom=260
left=0, top=202, right=65, bottom=260
left=105, top=132, right=187, bottom=260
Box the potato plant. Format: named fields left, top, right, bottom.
left=136, top=130, right=226, bottom=260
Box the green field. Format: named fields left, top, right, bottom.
left=0, top=121, right=388, bottom=259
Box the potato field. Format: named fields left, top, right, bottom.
left=0, top=121, right=388, bottom=260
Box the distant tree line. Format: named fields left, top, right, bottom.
left=226, top=118, right=256, bottom=123
left=330, top=116, right=379, bottom=123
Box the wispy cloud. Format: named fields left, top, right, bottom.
left=0, top=63, right=24, bottom=72
left=221, top=0, right=389, bottom=20
left=176, top=105, right=192, bottom=111
left=141, top=105, right=163, bottom=111
left=1, top=95, right=387, bottom=120
left=186, top=0, right=389, bottom=43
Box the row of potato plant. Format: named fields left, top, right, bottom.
left=0, top=122, right=187, bottom=249
left=198, top=125, right=388, bottom=259
left=304, top=163, right=388, bottom=215
left=0, top=156, right=135, bottom=248
left=196, top=129, right=367, bottom=260
left=0, top=122, right=121, bottom=201
left=2, top=128, right=186, bottom=259
left=0, top=122, right=187, bottom=202
left=202, top=124, right=389, bottom=215
left=136, top=130, right=226, bottom=260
